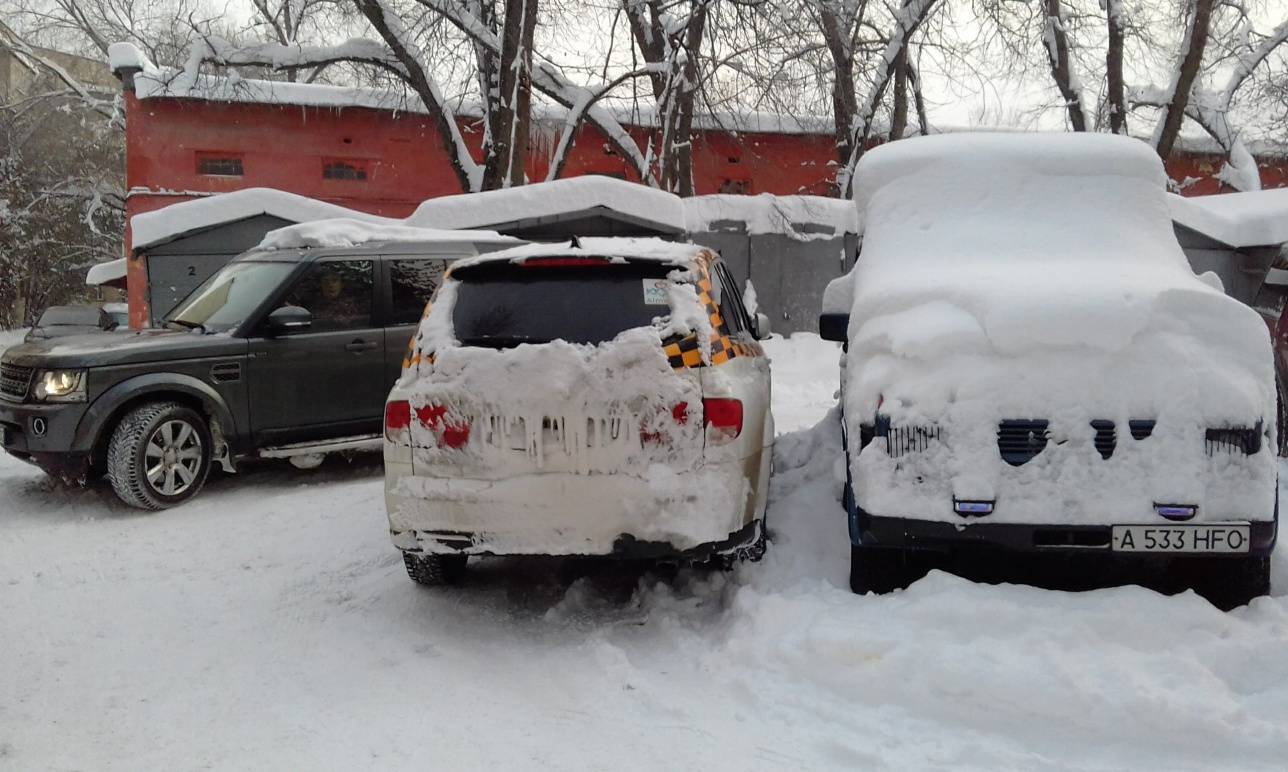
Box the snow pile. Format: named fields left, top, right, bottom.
left=1, top=336, right=1287, bottom=769
left=255, top=218, right=518, bottom=251
left=847, top=133, right=1277, bottom=525
left=1169, top=188, right=1288, bottom=248
left=685, top=194, right=860, bottom=240
left=131, top=188, right=398, bottom=250
left=408, top=177, right=687, bottom=234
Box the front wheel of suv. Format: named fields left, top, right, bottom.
left=107, top=401, right=213, bottom=510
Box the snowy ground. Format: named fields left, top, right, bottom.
left=2, top=333, right=1288, bottom=770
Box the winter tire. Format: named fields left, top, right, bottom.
left=402, top=552, right=467, bottom=586
left=107, top=401, right=212, bottom=510
left=849, top=545, right=930, bottom=594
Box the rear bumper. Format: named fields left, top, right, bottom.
left=853, top=511, right=1278, bottom=557
left=385, top=462, right=755, bottom=557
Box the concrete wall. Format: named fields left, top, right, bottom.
left=690, top=229, right=857, bottom=334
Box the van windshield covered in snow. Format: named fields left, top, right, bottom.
left=451, top=262, right=674, bottom=346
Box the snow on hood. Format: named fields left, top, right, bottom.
left=848, top=132, right=1269, bottom=376
left=255, top=218, right=518, bottom=251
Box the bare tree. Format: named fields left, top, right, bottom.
left=1151, top=0, right=1215, bottom=159
left=835, top=0, right=940, bottom=197
left=1104, top=0, right=1126, bottom=134
left=1043, top=0, right=1088, bottom=130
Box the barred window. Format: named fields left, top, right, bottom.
left=323, top=160, right=368, bottom=181
left=196, top=154, right=243, bottom=176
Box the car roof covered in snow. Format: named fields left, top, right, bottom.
left=407, top=177, right=687, bottom=235
left=447, top=237, right=712, bottom=273
left=1167, top=188, right=1288, bottom=249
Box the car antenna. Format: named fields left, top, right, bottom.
left=569, top=235, right=582, bottom=250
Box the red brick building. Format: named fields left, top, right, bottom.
left=111, top=55, right=1288, bottom=324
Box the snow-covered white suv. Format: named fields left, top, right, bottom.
left=821, top=133, right=1278, bottom=607
left=384, top=238, right=774, bottom=584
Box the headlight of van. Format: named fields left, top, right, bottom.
left=33, top=370, right=87, bottom=402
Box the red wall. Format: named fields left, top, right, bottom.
left=121, top=90, right=1288, bottom=325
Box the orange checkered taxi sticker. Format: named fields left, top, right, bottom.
left=662, top=255, right=764, bottom=370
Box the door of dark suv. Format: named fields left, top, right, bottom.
left=245, top=257, right=387, bottom=444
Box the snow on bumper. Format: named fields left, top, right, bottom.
left=385, top=461, right=752, bottom=556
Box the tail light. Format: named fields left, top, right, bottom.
left=416, top=403, right=471, bottom=450
left=641, top=402, right=690, bottom=445
left=385, top=400, right=411, bottom=443
left=703, top=398, right=743, bottom=445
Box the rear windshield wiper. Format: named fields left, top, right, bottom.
left=457, top=334, right=547, bottom=349
left=166, top=319, right=207, bottom=334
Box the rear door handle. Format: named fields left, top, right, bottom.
left=345, top=339, right=379, bottom=353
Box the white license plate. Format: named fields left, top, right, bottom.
left=1111, top=524, right=1250, bottom=553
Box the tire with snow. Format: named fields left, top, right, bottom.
left=402, top=552, right=467, bottom=586
left=107, top=401, right=212, bottom=510
left=849, top=545, right=930, bottom=594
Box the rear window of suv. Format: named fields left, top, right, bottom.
left=451, top=261, right=677, bottom=347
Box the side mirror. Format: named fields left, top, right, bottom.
left=267, top=305, right=312, bottom=335
left=753, top=312, right=772, bottom=341
left=819, top=312, right=849, bottom=343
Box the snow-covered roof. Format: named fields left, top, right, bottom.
left=1167, top=189, right=1288, bottom=248
left=449, top=237, right=709, bottom=272
left=107, top=40, right=1288, bottom=155
left=256, top=218, right=519, bottom=251
left=85, top=257, right=127, bottom=286
left=130, top=187, right=398, bottom=251
left=684, top=194, right=859, bottom=239
left=408, top=177, right=687, bottom=234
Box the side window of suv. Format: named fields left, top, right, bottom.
left=713, top=262, right=752, bottom=334
left=389, top=259, right=446, bottom=326
left=285, top=260, right=374, bottom=332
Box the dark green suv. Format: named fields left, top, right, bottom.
left=0, top=235, right=514, bottom=509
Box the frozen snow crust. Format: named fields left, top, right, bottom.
left=255, top=218, right=516, bottom=250
left=847, top=133, right=1277, bottom=525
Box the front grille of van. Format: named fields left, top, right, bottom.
left=998, top=419, right=1049, bottom=466
left=0, top=363, right=32, bottom=402
left=1206, top=423, right=1262, bottom=456
left=1091, top=420, right=1116, bottom=459
left=885, top=425, right=941, bottom=458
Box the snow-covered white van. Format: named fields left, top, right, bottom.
left=821, top=133, right=1278, bottom=607
left=384, top=237, right=774, bottom=584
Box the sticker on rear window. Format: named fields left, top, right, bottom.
left=643, top=279, right=670, bottom=305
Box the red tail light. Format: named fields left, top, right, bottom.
left=703, top=398, right=743, bottom=445
left=415, top=402, right=471, bottom=449
left=641, top=402, right=691, bottom=445
left=385, top=400, right=411, bottom=442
